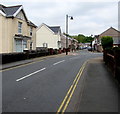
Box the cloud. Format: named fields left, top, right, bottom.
left=1, top=0, right=119, bottom=3
left=1, top=0, right=119, bottom=36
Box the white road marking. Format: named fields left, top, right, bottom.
left=16, top=68, right=46, bottom=82
left=53, top=60, right=65, bottom=66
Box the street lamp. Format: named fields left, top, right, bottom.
left=66, top=14, right=73, bottom=55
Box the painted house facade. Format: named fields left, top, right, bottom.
left=36, top=23, right=61, bottom=49
left=99, top=27, right=120, bottom=46
left=93, top=27, right=120, bottom=52
left=0, top=4, right=37, bottom=53
left=60, top=34, right=66, bottom=50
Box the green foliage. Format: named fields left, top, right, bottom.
left=86, top=36, right=94, bottom=43
left=112, top=47, right=120, bottom=51
left=77, top=34, right=86, bottom=43
left=101, top=36, right=113, bottom=49
left=63, top=33, right=94, bottom=43
left=72, top=34, right=94, bottom=43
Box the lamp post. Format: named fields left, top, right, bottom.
left=66, top=14, right=73, bottom=55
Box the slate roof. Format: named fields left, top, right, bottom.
left=0, top=4, right=6, bottom=13
left=0, top=4, right=37, bottom=28
left=27, top=21, right=37, bottom=28
left=45, top=24, right=61, bottom=34
left=0, top=4, right=22, bottom=17
left=49, top=26, right=61, bottom=34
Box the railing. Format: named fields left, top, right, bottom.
left=103, top=50, right=120, bottom=83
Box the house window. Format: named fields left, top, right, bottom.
left=43, top=43, right=48, bottom=48
left=119, top=38, right=120, bottom=44
left=58, top=41, right=61, bottom=48
left=18, top=22, right=22, bottom=33
left=30, top=42, right=33, bottom=50
left=23, top=40, right=27, bottom=49
left=30, top=27, right=33, bottom=36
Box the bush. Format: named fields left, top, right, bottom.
left=104, top=47, right=113, bottom=55
left=101, top=36, right=113, bottom=49
left=53, top=49, right=58, bottom=55
left=112, top=47, right=120, bottom=51
left=48, top=48, right=54, bottom=55
left=37, top=51, right=48, bottom=57
left=28, top=52, right=37, bottom=59
left=62, top=48, right=66, bottom=53
left=2, top=52, right=27, bottom=64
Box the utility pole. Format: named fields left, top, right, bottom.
left=66, top=15, right=68, bottom=55
left=66, top=15, right=73, bottom=55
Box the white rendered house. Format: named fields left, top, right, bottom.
left=36, top=23, right=61, bottom=49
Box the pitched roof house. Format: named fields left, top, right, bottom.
left=99, top=27, right=120, bottom=45
left=93, top=27, right=120, bottom=52
left=0, top=4, right=37, bottom=53
left=36, top=23, right=61, bottom=49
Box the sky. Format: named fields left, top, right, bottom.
left=1, top=0, right=120, bottom=36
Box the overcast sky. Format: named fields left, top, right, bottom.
left=1, top=0, right=120, bottom=36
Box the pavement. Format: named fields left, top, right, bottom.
left=67, top=57, right=119, bottom=112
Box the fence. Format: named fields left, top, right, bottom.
left=103, top=49, right=120, bottom=83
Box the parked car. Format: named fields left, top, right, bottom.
left=87, top=46, right=93, bottom=51
left=79, top=47, right=83, bottom=50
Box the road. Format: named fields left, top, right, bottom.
left=2, top=50, right=102, bottom=112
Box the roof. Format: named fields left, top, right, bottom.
left=0, top=4, right=6, bottom=13
left=39, top=23, right=61, bottom=34
left=49, top=26, right=60, bottom=34
left=47, top=25, right=61, bottom=34
left=0, top=4, right=37, bottom=28
left=27, top=20, right=37, bottom=28
left=0, top=4, right=22, bottom=17
left=100, top=27, right=120, bottom=37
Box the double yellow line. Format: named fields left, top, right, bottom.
left=56, top=61, right=87, bottom=114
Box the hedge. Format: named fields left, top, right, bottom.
left=101, top=36, right=113, bottom=49
left=1, top=48, right=61, bottom=64
left=2, top=52, right=27, bottom=64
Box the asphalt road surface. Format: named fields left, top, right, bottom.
left=2, top=50, right=102, bottom=112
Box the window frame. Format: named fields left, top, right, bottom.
left=30, top=26, right=33, bottom=36
left=18, top=22, right=22, bottom=34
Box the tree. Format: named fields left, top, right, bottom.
left=65, top=33, right=94, bottom=43
left=85, top=36, right=94, bottom=43
left=101, top=36, right=113, bottom=49
left=77, top=34, right=86, bottom=43
left=72, top=34, right=86, bottom=43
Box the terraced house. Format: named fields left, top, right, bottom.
left=0, top=4, right=37, bottom=53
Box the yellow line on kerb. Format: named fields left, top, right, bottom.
left=56, top=61, right=87, bottom=114
left=0, top=54, right=66, bottom=72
